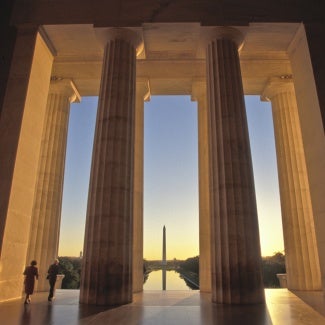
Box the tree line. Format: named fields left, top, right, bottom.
left=58, top=252, right=286, bottom=289
left=176, top=253, right=286, bottom=288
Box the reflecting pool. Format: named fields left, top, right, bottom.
left=144, top=270, right=192, bottom=290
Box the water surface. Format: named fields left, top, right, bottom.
left=144, top=270, right=191, bottom=290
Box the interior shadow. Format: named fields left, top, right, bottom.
left=291, top=290, right=325, bottom=317
left=78, top=303, right=115, bottom=320
left=200, top=301, right=273, bottom=325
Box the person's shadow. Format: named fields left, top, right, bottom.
left=20, top=303, right=53, bottom=325
left=20, top=305, right=32, bottom=325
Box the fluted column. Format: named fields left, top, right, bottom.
left=0, top=27, right=53, bottom=301
left=191, top=81, right=211, bottom=292
left=80, top=28, right=142, bottom=306
left=262, top=78, right=322, bottom=290
left=204, top=27, right=264, bottom=304
left=27, top=79, right=80, bottom=291
left=133, top=79, right=150, bottom=293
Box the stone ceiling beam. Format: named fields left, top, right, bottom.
left=11, top=1, right=325, bottom=26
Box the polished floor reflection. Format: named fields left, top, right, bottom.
left=0, top=289, right=324, bottom=324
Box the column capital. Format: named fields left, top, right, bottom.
left=191, top=81, right=206, bottom=102
left=136, top=79, right=151, bottom=102
left=261, top=76, right=294, bottom=102
left=49, top=78, right=81, bottom=103
left=200, top=26, right=245, bottom=49
left=94, top=27, right=144, bottom=56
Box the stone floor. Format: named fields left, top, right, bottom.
left=0, top=289, right=325, bottom=325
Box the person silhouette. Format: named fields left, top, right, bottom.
left=47, top=259, right=59, bottom=302
left=23, top=260, right=39, bottom=304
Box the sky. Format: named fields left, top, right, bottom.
left=58, top=95, right=284, bottom=259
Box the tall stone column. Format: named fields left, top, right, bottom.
left=80, top=28, right=142, bottom=306
left=262, top=77, right=322, bottom=290
left=27, top=79, right=80, bottom=291
left=204, top=27, right=264, bottom=304
left=133, top=79, right=150, bottom=293
left=191, top=81, right=211, bottom=292
left=0, top=27, right=53, bottom=302
left=295, top=25, right=325, bottom=291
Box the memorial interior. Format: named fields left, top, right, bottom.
left=0, top=0, right=325, bottom=311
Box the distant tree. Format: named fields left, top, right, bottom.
left=179, top=256, right=199, bottom=274
left=177, top=256, right=199, bottom=289
left=176, top=253, right=286, bottom=289
left=261, top=252, right=286, bottom=288
left=58, top=257, right=82, bottom=289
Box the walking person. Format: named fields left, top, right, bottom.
left=47, top=259, right=59, bottom=302
left=23, top=260, right=39, bottom=304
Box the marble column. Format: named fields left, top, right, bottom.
left=204, top=27, right=264, bottom=304
left=80, top=28, right=142, bottom=306
left=27, top=79, right=80, bottom=291
left=191, top=81, right=211, bottom=292
left=290, top=25, right=325, bottom=293
left=0, top=27, right=53, bottom=301
left=133, top=79, right=150, bottom=293
left=262, top=77, right=322, bottom=290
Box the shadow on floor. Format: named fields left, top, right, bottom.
left=292, top=290, right=325, bottom=317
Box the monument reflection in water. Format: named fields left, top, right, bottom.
left=144, top=226, right=198, bottom=290
left=144, top=270, right=192, bottom=290
left=144, top=226, right=196, bottom=291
